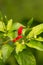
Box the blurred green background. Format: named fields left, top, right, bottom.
left=0, top=0, right=43, bottom=22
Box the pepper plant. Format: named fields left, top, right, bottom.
left=0, top=16, right=43, bottom=65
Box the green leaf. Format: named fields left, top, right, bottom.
left=7, top=19, right=13, bottom=31
left=3, top=16, right=8, bottom=25
left=2, top=44, right=14, bottom=62
left=35, top=37, right=43, bottom=42
left=27, top=23, right=43, bottom=38
left=7, top=55, right=18, bottom=65
left=0, top=32, right=4, bottom=38
left=15, top=49, right=36, bottom=65
left=11, top=22, right=24, bottom=31
left=0, top=50, right=3, bottom=60
left=0, top=21, right=5, bottom=32
left=0, top=50, right=4, bottom=65
left=27, top=17, right=33, bottom=27
left=0, top=38, right=3, bottom=47
left=26, top=40, right=43, bottom=51
left=15, top=42, right=26, bottom=54
left=0, top=59, right=4, bottom=65
left=7, top=31, right=18, bottom=40
left=22, top=29, right=26, bottom=36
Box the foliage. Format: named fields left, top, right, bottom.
left=0, top=15, right=43, bottom=65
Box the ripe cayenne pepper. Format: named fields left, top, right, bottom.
left=18, top=26, right=23, bottom=35
left=12, top=26, right=23, bottom=42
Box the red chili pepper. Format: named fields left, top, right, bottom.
left=18, top=26, right=23, bottom=35
left=12, top=35, right=23, bottom=42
